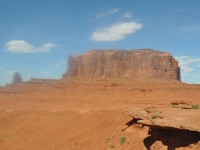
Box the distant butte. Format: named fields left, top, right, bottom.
left=63, top=49, right=181, bottom=81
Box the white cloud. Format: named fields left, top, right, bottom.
left=91, top=21, right=142, bottom=42
left=0, top=66, right=3, bottom=70
left=6, top=40, right=33, bottom=53
left=53, top=61, right=66, bottom=68
left=120, top=12, right=132, bottom=20
left=36, top=43, right=55, bottom=52
left=180, top=65, right=193, bottom=73
left=41, top=71, right=52, bottom=75
left=96, top=8, right=119, bottom=19
left=5, top=40, right=55, bottom=53
left=175, top=56, right=200, bottom=74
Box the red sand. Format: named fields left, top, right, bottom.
left=0, top=80, right=199, bottom=150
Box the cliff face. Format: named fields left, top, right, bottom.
left=65, top=49, right=180, bottom=81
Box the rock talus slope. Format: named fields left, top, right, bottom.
left=64, top=49, right=180, bottom=80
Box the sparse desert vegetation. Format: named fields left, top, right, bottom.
left=119, top=136, right=126, bottom=145
left=0, top=79, right=200, bottom=150
left=151, top=114, right=158, bottom=119
left=0, top=79, right=200, bottom=149
left=109, top=144, right=114, bottom=149
left=192, top=104, right=200, bottom=110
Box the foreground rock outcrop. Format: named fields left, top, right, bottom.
left=64, top=49, right=180, bottom=80
left=123, top=107, right=200, bottom=132
left=123, top=106, right=200, bottom=149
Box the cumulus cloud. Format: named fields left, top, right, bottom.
left=91, top=21, right=142, bottom=42
left=96, top=8, right=119, bottom=19
left=37, top=43, right=55, bottom=52
left=5, top=40, right=55, bottom=53
left=175, top=56, right=200, bottom=75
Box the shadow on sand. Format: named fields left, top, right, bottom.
left=143, top=128, right=200, bottom=150
left=123, top=118, right=200, bottom=150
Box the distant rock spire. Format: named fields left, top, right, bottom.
left=12, top=72, right=22, bottom=84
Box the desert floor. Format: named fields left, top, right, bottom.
left=0, top=79, right=200, bottom=150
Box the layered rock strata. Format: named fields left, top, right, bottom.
left=65, top=49, right=180, bottom=80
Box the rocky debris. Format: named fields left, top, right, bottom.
left=64, top=49, right=181, bottom=81
left=122, top=107, right=200, bottom=132
left=171, top=100, right=190, bottom=105
left=171, top=101, right=192, bottom=109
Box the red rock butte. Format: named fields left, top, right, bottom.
left=64, top=49, right=181, bottom=81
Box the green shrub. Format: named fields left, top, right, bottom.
left=173, top=105, right=179, bottom=108
left=192, top=105, right=199, bottom=109
left=151, top=115, right=157, bottom=119
left=119, top=136, right=126, bottom=145
left=109, top=144, right=114, bottom=149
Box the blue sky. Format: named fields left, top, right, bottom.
left=0, top=0, right=200, bottom=85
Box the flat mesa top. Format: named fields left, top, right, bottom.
left=85, top=49, right=170, bottom=56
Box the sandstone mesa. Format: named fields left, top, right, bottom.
left=64, top=49, right=180, bottom=81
